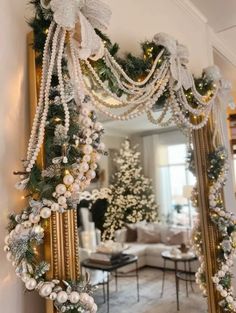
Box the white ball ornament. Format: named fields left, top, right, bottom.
left=83, top=145, right=93, bottom=155
left=212, top=277, right=219, bottom=284
left=71, top=183, right=80, bottom=193
left=63, top=174, right=74, bottom=186
left=218, top=270, right=225, bottom=278
left=51, top=203, right=59, bottom=212
left=87, top=296, right=94, bottom=307
left=25, top=278, right=37, bottom=291
left=91, top=303, right=98, bottom=313
left=227, top=296, right=234, bottom=303
left=40, top=207, right=51, bottom=219
left=56, top=184, right=67, bottom=195
left=58, top=196, right=67, bottom=205
left=69, top=291, right=80, bottom=304
left=90, top=163, right=97, bottom=170
left=29, top=213, right=40, bottom=224
left=15, top=224, right=22, bottom=233
left=39, top=284, right=53, bottom=297
left=80, top=292, right=90, bottom=305
left=86, top=138, right=92, bottom=145
left=79, top=162, right=89, bottom=173
left=222, top=265, right=229, bottom=272
left=64, top=191, right=72, bottom=198
left=57, top=291, right=68, bottom=304
left=221, top=290, right=228, bottom=298
left=86, top=170, right=96, bottom=180
left=33, top=225, right=44, bottom=234
left=217, top=285, right=223, bottom=292
left=50, top=292, right=57, bottom=301
left=21, top=274, right=30, bottom=283
left=83, top=155, right=91, bottom=162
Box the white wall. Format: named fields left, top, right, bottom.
left=104, top=0, right=211, bottom=75
left=99, top=134, right=126, bottom=186
left=0, top=1, right=44, bottom=312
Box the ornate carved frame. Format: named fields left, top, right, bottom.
left=27, top=32, right=225, bottom=313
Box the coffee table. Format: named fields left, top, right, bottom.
left=81, top=254, right=139, bottom=313
left=161, top=250, right=197, bottom=311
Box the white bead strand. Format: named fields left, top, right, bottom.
left=84, top=58, right=169, bottom=107
left=26, top=22, right=55, bottom=162
left=104, top=47, right=165, bottom=87
left=57, top=29, right=70, bottom=134
left=26, top=25, right=62, bottom=172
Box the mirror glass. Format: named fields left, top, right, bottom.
left=78, top=113, right=207, bottom=313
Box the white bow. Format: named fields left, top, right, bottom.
left=203, top=65, right=222, bottom=82
left=41, top=0, right=111, bottom=60
left=153, top=32, right=193, bottom=90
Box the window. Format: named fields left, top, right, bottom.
left=159, top=143, right=197, bottom=228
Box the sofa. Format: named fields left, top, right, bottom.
left=114, top=223, right=199, bottom=273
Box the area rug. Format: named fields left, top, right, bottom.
left=94, top=267, right=207, bottom=313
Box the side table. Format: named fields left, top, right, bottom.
left=161, top=250, right=197, bottom=311
left=81, top=254, right=140, bottom=313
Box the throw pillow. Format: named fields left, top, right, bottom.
left=125, top=221, right=146, bottom=242
left=125, top=224, right=137, bottom=242
left=161, top=227, right=185, bottom=245
left=137, top=225, right=161, bottom=243
left=168, top=231, right=184, bottom=245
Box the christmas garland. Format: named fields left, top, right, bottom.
left=192, top=147, right=236, bottom=312
left=4, top=0, right=234, bottom=312
left=29, top=0, right=217, bottom=112
left=4, top=8, right=106, bottom=313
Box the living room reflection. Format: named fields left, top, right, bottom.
left=77, top=118, right=207, bottom=313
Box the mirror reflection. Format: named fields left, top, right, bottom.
left=78, top=116, right=207, bottom=313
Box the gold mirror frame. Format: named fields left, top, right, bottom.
left=27, top=31, right=227, bottom=313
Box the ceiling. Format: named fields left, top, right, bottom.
left=191, top=0, right=236, bottom=54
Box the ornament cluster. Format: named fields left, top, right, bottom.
left=192, top=147, right=236, bottom=312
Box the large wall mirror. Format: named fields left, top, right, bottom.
left=4, top=1, right=236, bottom=313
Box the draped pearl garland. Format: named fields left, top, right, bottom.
left=5, top=1, right=236, bottom=312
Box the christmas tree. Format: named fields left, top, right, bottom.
left=103, top=139, right=158, bottom=240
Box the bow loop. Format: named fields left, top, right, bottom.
left=153, top=32, right=177, bottom=55
left=41, top=0, right=111, bottom=59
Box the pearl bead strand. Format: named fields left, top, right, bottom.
left=26, top=25, right=62, bottom=173
left=57, top=29, right=70, bottom=134
left=26, top=22, right=55, bottom=162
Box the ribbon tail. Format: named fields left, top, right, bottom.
left=80, top=0, right=112, bottom=31
left=73, top=12, right=104, bottom=60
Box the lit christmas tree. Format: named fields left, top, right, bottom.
left=103, top=139, right=158, bottom=240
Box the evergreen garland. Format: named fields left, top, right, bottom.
left=28, top=0, right=215, bottom=111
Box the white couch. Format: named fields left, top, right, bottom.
left=115, top=226, right=199, bottom=273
